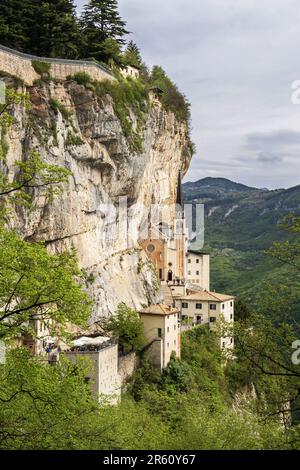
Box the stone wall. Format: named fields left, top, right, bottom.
left=0, top=44, right=115, bottom=85
left=66, top=344, right=121, bottom=404
left=118, top=352, right=139, bottom=384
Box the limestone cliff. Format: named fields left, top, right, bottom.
left=2, top=78, right=192, bottom=320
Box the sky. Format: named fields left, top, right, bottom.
left=76, top=0, right=300, bottom=189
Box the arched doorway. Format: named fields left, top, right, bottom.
left=168, top=270, right=173, bottom=282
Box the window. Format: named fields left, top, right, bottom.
left=222, top=304, right=225, bottom=310
left=196, top=271, right=199, bottom=276
left=158, top=328, right=162, bottom=338
left=174, top=324, right=177, bottom=330
left=230, top=314, right=233, bottom=320
left=147, top=244, right=155, bottom=253
left=196, top=259, right=199, bottom=263
left=167, top=343, right=169, bottom=348
left=182, top=302, right=188, bottom=309
left=230, top=301, right=233, bottom=307
left=167, top=326, right=170, bottom=333
left=174, top=340, right=176, bottom=346
left=210, top=317, right=216, bottom=323
left=196, top=315, right=202, bottom=324
left=188, top=271, right=191, bottom=276
left=231, top=338, right=233, bottom=344
left=196, top=303, right=202, bottom=309
left=210, top=304, right=217, bottom=310
left=188, top=259, right=191, bottom=263
left=222, top=342, right=226, bottom=349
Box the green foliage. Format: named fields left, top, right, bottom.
left=94, top=76, right=149, bottom=153
left=183, top=178, right=300, bottom=302
left=0, top=348, right=105, bottom=449
left=0, top=224, right=91, bottom=341
left=0, top=88, right=29, bottom=159
left=71, top=71, right=93, bottom=86
left=49, top=98, right=72, bottom=121
left=31, top=60, right=51, bottom=78
left=0, top=1, right=82, bottom=59
left=80, top=0, right=129, bottom=63
left=102, top=303, right=145, bottom=354
left=123, top=41, right=142, bottom=69
left=234, top=298, right=251, bottom=321
left=66, top=132, right=84, bottom=146
left=149, top=65, right=191, bottom=123
left=0, top=0, right=35, bottom=52
left=125, top=324, right=292, bottom=450
left=0, top=150, right=71, bottom=208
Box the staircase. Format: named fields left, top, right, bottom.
left=160, top=283, right=174, bottom=307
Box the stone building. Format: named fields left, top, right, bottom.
left=121, top=64, right=140, bottom=79
left=186, top=250, right=210, bottom=291
left=66, top=336, right=121, bottom=404
left=175, top=291, right=235, bottom=349
left=139, top=304, right=180, bottom=370
left=140, top=172, right=188, bottom=284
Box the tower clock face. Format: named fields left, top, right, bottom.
left=147, top=244, right=155, bottom=253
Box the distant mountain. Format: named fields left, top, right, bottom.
left=183, top=177, right=260, bottom=199
left=183, top=178, right=300, bottom=301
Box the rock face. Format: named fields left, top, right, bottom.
left=3, top=79, right=192, bottom=320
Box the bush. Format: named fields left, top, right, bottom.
left=49, top=98, right=72, bottom=121
left=95, top=77, right=149, bottom=153
left=102, top=303, right=145, bottom=354
left=66, top=132, right=84, bottom=146
left=149, top=66, right=191, bottom=123
left=31, top=60, right=51, bottom=78
left=71, top=71, right=92, bottom=86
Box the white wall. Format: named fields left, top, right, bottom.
left=186, top=253, right=210, bottom=290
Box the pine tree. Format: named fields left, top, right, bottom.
left=0, top=0, right=36, bottom=52
left=124, top=41, right=142, bottom=68
left=31, top=0, right=82, bottom=59
left=80, top=0, right=129, bottom=63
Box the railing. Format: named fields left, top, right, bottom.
left=0, top=43, right=114, bottom=77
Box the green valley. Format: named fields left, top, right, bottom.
left=183, top=177, right=300, bottom=302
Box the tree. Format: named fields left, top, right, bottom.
left=0, top=348, right=114, bottom=449
left=80, top=0, right=129, bottom=63
left=229, top=215, right=300, bottom=434
left=124, top=41, right=142, bottom=69
left=234, top=298, right=251, bottom=321
left=0, top=227, right=91, bottom=341
left=0, top=1, right=82, bottom=59
left=31, top=0, right=83, bottom=58
left=0, top=0, right=36, bottom=52
left=150, top=66, right=191, bottom=123
left=102, top=303, right=145, bottom=354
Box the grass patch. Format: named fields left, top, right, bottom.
left=66, top=132, right=83, bottom=146
left=70, top=71, right=92, bottom=86
left=94, top=76, right=149, bottom=153
left=31, top=60, right=51, bottom=78
left=49, top=98, right=72, bottom=121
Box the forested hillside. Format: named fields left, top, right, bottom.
left=183, top=177, right=300, bottom=302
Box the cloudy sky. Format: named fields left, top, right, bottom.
left=76, top=0, right=300, bottom=189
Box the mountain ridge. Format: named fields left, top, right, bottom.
left=183, top=176, right=300, bottom=300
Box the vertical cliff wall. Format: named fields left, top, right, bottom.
left=1, top=77, right=192, bottom=321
